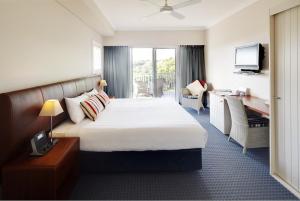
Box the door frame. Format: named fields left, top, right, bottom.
left=269, top=0, right=300, bottom=198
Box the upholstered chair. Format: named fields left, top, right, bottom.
left=225, top=96, right=269, bottom=154
left=181, top=83, right=208, bottom=115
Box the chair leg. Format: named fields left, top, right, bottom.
left=243, top=147, right=247, bottom=154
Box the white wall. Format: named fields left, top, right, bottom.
left=206, top=0, right=286, bottom=100
left=0, top=0, right=103, bottom=93
left=103, top=30, right=205, bottom=47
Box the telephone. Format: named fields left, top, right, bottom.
left=30, top=131, right=57, bottom=156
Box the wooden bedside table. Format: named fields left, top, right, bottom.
left=2, top=137, right=80, bottom=200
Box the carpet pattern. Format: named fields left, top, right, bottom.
left=71, top=108, right=297, bottom=200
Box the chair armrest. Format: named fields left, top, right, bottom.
left=203, top=83, right=208, bottom=91
left=196, top=90, right=205, bottom=99
left=182, top=88, right=191, bottom=96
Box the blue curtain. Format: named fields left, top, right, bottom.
left=104, top=46, right=131, bottom=98
left=176, top=45, right=206, bottom=104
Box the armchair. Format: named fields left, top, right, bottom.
left=181, top=83, right=208, bottom=115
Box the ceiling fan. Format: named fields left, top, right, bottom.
left=141, top=0, right=202, bottom=20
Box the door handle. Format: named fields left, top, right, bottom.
left=274, top=97, right=281, bottom=100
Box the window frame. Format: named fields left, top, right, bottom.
left=92, top=41, right=103, bottom=75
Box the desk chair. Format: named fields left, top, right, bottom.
left=225, top=96, right=269, bottom=154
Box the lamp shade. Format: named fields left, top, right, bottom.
left=39, top=99, right=63, bottom=117
left=100, top=80, right=107, bottom=87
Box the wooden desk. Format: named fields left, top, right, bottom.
left=209, top=92, right=269, bottom=116
left=241, top=96, right=269, bottom=117
left=209, top=92, right=269, bottom=134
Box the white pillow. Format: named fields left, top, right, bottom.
left=85, top=88, right=98, bottom=97
left=65, top=94, right=89, bottom=124
left=186, top=81, right=205, bottom=96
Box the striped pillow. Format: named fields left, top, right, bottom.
left=95, top=94, right=107, bottom=107
left=80, top=95, right=104, bottom=121
left=98, top=91, right=110, bottom=105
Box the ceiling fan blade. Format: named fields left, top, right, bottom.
left=173, top=0, right=202, bottom=9
left=142, top=11, right=161, bottom=19
left=140, top=0, right=161, bottom=8
left=170, top=11, right=185, bottom=20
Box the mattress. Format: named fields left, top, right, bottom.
left=52, top=98, right=208, bottom=152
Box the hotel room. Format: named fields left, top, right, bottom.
left=0, top=0, right=299, bottom=200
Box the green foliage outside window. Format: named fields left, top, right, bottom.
left=133, top=57, right=176, bottom=92
left=133, top=57, right=175, bottom=75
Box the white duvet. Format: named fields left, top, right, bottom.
left=52, top=98, right=208, bottom=152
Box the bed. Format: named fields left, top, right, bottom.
left=52, top=98, right=207, bottom=151
left=0, top=76, right=207, bottom=173
left=53, top=98, right=208, bottom=172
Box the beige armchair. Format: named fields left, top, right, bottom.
left=225, top=96, right=269, bottom=154
left=181, top=83, right=208, bottom=115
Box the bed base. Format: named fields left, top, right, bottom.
left=80, top=149, right=202, bottom=173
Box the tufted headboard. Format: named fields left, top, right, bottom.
left=0, top=75, right=101, bottom=169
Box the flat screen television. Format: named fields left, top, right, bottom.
left=234, top=43, right=264, bottom=72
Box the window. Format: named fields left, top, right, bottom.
left=132, top=48, right=176, bottom=98
left=92, top=41, right=102, bottom=75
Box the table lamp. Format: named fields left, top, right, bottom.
left=100, top=80, right=108, bottom=91
left=39, top=99, right=63, bottom=144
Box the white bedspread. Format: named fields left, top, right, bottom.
left=52, top=98, right=208, bottom=152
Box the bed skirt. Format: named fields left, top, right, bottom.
left=80, top=149, right=202, bottom=173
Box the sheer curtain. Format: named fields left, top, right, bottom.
left=176, top=45, right=206, bottom=103
left=103, top=46, right=132, bottom=98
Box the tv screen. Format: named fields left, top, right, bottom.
left=234, top=43, right=263, bottom=72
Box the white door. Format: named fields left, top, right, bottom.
left=274, top=6, right=300, bottom=191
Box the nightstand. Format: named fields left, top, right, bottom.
left=1, top=137, right=80, bottom=200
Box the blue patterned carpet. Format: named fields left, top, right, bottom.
left=71, top=108, right=297, bottom=200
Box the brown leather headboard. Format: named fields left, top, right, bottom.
left=0, top=75, right=101, bottom=168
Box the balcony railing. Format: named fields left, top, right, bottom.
left=133, top=73, right=175, bottom=97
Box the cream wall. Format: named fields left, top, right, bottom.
left=0, top=0, right=103, bottom=93
left=103, top=30, right=205, bottom=47
left=206, top=0, right=285, bottom=100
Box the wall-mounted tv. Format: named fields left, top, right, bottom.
left=234, top=43, right=264, bottom=73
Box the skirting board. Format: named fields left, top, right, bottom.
left=272, top=174, right=300, bottom=199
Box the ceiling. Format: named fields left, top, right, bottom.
left=94, top=0, right=258, bottom=31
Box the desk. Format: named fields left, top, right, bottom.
left=209, top=92, right=269, bottom=116
left=209, top=92, right=270, bottom=134
left=241, top=96, right=269, bottom=117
